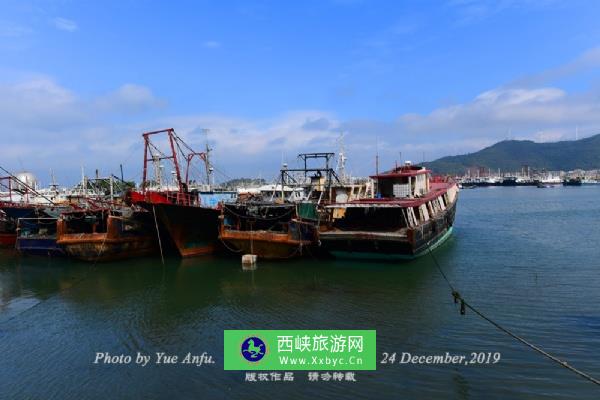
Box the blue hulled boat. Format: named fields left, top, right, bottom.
left=15, top=217, right=65, bottom=257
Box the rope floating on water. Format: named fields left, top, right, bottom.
left=427, top=243, right=600, bottom=387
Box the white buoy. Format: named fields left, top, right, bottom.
left=242, top=254, right=257, bottom=269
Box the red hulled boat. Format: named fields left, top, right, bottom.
left=129, top=128, right=225, bottom=257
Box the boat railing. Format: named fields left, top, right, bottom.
left=134, top=190, right=200, bottom=207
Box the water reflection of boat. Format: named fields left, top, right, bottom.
left=56, top=210, right=157, bottom=262
left=16, top=217, right=65, bottom=257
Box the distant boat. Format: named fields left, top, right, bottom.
left=500, top=177, right=518, bottom=186
left=581, top=179, right=600, bottom=185
left=563, top=177, right=582, bottom=186
left=539, top=175, right=562, bottom=185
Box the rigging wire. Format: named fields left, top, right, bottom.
left=152, top=205, right=165, bottom=266
left=426, top=243, right=600, bottom=387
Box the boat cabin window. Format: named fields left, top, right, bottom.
left=377, top=177, right=410, bottom=198
left=376, top=172, right=429, bottom=198
left=332, top=206, right=408, bottom=231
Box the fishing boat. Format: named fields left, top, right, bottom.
left=15, top=217, right=65, bottom=257
left=581, top=178, right=600, bottom=185
left=563, top=177, right=582, bottom=186
left=458, top=183, right=476, bottom=189
left=56, top=209, right=157, bottom=262
left=131, top=190, right=222, bottom=257
left=130, top=128, right=235, bottom=257
left=0, top=174, right=75, bottom=224
left=220, top=151, right=370, bottom=259
left=219, top=202, right=318, bottom=259
left=319, top=162, right=458, bottom=260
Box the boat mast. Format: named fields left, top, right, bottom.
left=81, top=166, right=86, bottom=196
left=336, top=133, right=347, bottom=184
left=201, top=128, right=212, bottom=189
left=375, top=136, right=379, bottom=177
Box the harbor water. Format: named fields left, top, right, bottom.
left=1, top=186, right=599, bottom=399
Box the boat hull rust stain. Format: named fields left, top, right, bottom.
left=219, top=229, right=313, bottom=259
left=146, top=202, right=220, bottom=258
left=57, top=237, right=156, bottom=261
left=56, top=214, right=158, bottom=262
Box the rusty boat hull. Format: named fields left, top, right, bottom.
left=57, top=234, right=157, bottom=262
left=143, top=202, right=220, bottom=257
left=219, top=221, right=317, bottom=259
left=56, top=212, right=158, bottom=262
left=219, top=202, right=318, bottom=260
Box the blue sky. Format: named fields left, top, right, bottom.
left=2, top=0, right=600, bottom=185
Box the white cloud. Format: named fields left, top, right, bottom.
left=52, top=18, right=78, bottom=32
left=2, top=73, right=599, bottom=185
left=397, top=86, right=600, bottom=137
left=152, top=111, right=340, bottom=162
left=95, top=84, right=166, bottom=114
left=0, top=76, right=340, bottom=183
left=512, top=46, right=600, bottom=87
left=3, top=45, right=600, bottom=184
left=337, top=79, right=600, bottom=167
left=0, top=77, right=84, bottom=131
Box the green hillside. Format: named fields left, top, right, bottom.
left=423, top=134, right=600, bottom=174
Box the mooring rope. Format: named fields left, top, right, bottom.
left=152, top=205, right=165, bottom=266
left=218, top=235, right=244, bottom=253
left=92, top=227, right=109, bottom=267
left=426, top=240, right=600, bottom=387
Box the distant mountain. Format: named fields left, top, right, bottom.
left=423, top=134, right=600, bottom=174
